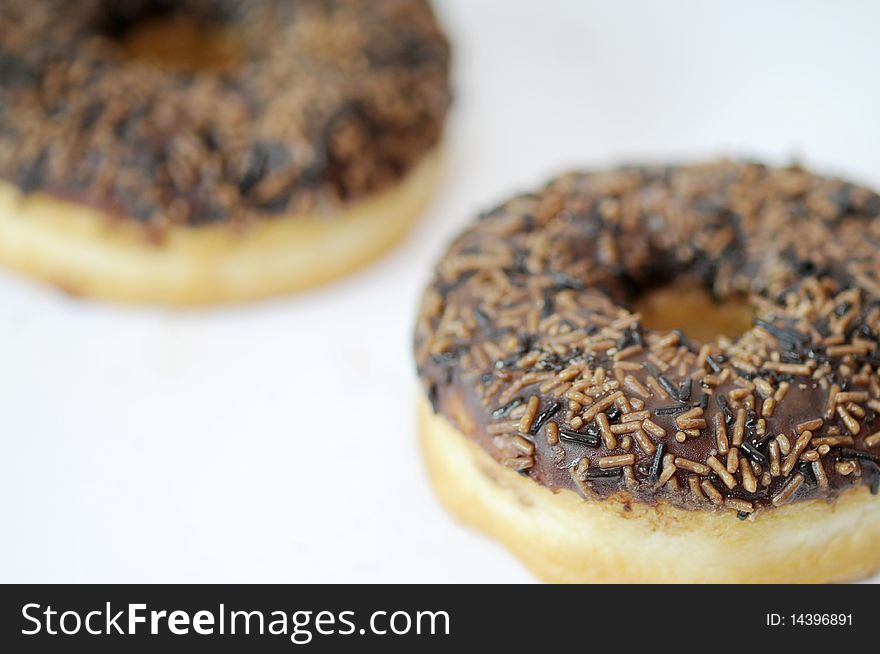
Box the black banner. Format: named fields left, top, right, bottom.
left=0, top=584, right=874, bottom=651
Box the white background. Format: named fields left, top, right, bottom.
left=2, top=0, right=879, bottom=583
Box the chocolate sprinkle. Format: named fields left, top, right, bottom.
left=862, top=461, right=880, bottom=495
left=657, top=374, right=679, bottom=399
left=649, top=442, right=667, bottom=482
left=654, top=405, right=690, bottom=416
left=754, top=318, right=810, bottom=346
left=530, top=401, right=561, bottom=435
left=677, top=378, right=693, bottom=402
left=492, top=398, right=523, bottom=419
left=740, top=440, right=768, bottom=466
left=427, top=384, right=439, bottom=414
left=559, top=428, right=601, bottom=448
left=839, top=448, right=880, bottom=464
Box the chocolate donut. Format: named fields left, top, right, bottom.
left=415, top=161, right=880, bottom=583
left=0, top=0, right=450, bottom=303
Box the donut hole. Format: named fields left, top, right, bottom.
left=122, top=16, right=243, bottom=72
left=102, top=4, right=243, bottom=72
left=633, top=279, right=754, bottom=345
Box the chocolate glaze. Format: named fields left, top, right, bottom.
left=0, top=0, right=450, bottom=227
left=415, top=162, right=880, bottom=514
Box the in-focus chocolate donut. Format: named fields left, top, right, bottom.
left=0, top=0, right=450, bottom=303
left=415, top=161, right=880, bottom=582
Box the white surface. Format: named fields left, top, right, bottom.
left=2, top=0, right=879, bottom=583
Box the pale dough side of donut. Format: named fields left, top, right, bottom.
left=0, top=149, right=441, bottom=305
left=418, top=395, right=880, bottom=583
